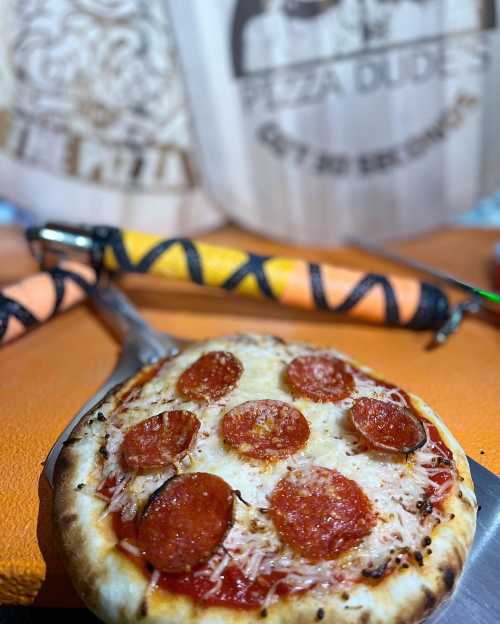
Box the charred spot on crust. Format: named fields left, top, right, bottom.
left=443, top=567, right=456, bottom=592
left=61, top=513, right=78, bottom=525
left=97, top=412, right=107, bottom=421
left=452, top=544, right=465, bottom=572
left=139, top=598, right=148, bottom=618
left=56, top=455, right=71, bottom=472
left=62, top=438, right=81, bottom=447
left=423, top=587, right=437, bottom=611
left=362, top=559, right=389, bottom=579
left=416, top=498, right=433, bottom=516
left=79, top=383, right=122, bottom=429
left=316, top=607, right=325, bottom=621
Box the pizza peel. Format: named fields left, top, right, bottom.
left=427, top=458, right=500, bottom=624
left=39, top=279, right=500, bottom=623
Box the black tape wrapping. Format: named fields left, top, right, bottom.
left=0, top=267, right=95, bottom=342
left=305, top=267, right=449, bottom=329
left=98, top=228, right=450, bottom=330
left=406, top=282, right=450, bottom=330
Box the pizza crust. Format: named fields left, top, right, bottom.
left=54, top=334, right=476, bottom=624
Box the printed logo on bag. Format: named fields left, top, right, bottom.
left=0, top=0, right=196, bottom=191
left=231, top=0, right=496, bottom=177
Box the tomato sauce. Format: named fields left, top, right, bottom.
left=96, top=474, right=117, bottom=499
left=355, top=369, right=453, bottom=507
left=118, top=357, right=170, bottom=408
left=361, top=371, right=454, bottom=507
left=159, top=566, right=289, bottom=609
left=112, top=510, right=290, bottom=608
left=422, top=422, right=454, bottom=506
left=103, top=367, right=455, bottom=608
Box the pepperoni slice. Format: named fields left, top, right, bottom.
left=221, top=400, right=310, bottom=461
left=121, top=410, right=200, bottom=472
left=270, top=466, right=375, bottom=561
left=286, top=354, right=354, bottom=403
left=138, top=473, right=234, bottom=573
left=178, top=351, right=243, bottom=402
left=351, top=398, right=426, bottom=453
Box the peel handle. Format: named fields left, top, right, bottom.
left=100, top=228, right=449, bottom=330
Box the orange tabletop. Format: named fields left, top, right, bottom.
left=0, top=224, right=499, bottom=607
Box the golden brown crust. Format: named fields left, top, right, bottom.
left=54, top=334, right=476, bottom=624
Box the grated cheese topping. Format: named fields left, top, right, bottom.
left=93, top=335, right=457, bottom=607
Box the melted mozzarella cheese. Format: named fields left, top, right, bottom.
left=96, top=335, right=455, bottom=607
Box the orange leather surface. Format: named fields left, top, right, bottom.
left=0, top=225, right=498, bottom=607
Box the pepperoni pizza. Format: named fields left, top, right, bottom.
left=54, top=334, right=476, bottom=624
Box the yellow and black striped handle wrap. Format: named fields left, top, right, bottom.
left=96, top=227, right=449, bottom=330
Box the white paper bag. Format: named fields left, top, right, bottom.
left=0, top=0, right=222, bottom=235
left=168, top=0, right=500, bottom=245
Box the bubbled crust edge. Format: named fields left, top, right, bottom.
left=53, top=334, right=477, bottom=624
